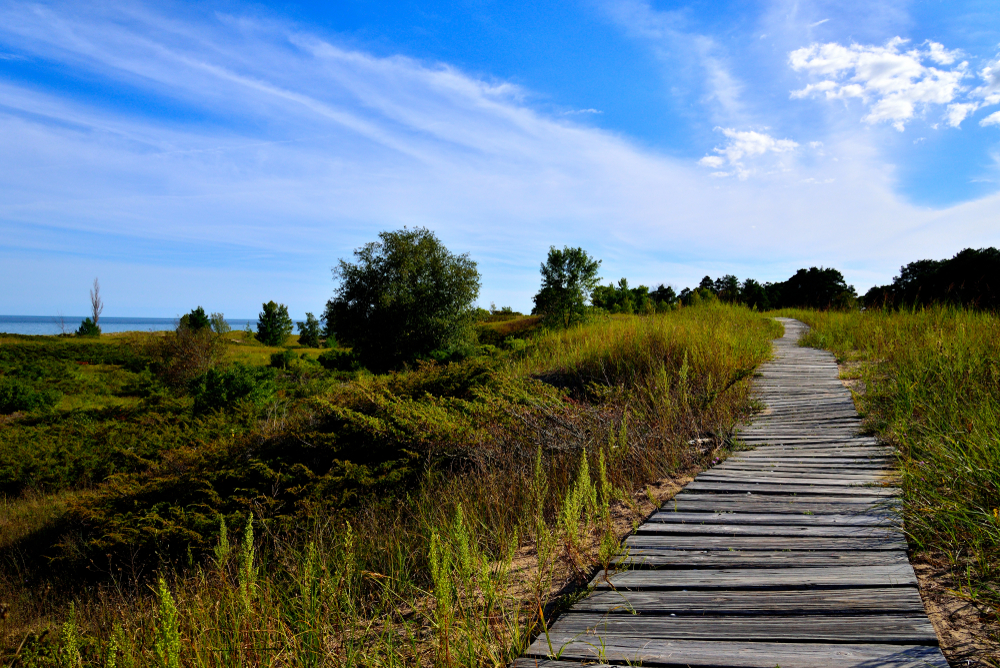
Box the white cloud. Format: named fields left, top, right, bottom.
left=946, top=102, right=979, bottom=127
left=698, top=128, right=798, bottom=179
left=789, top=38, right=968, bottom=130
left=808, top=19, right=830, bottom=28
left=981, top=111, right=1000, bottom=127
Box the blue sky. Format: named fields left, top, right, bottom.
left=2, top=0, right=999, bottom=317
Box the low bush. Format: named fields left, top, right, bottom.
left=317, top=348, right=362, bottom=372
left=75, top=318, right=100, bottom=337
left=0, top=377, right=60, bottom=414
left=269, top=349, right=298, bottom=369
left=191, top=364, right=276, bottom=413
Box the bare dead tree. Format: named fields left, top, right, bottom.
left=90, top=277, right=104, bottom=326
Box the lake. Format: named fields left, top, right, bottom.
left=0, top=315, right=256, bottom=336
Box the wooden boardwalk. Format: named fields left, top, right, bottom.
left=514, top=318, right=947, bottom=668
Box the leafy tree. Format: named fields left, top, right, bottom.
left=209, top=312, right=231, bottom=335
left=714, top=275, right=740, bottom=302
left=863, top=247, right=1000, bottom=310
left=651, top=284, right=677, bottom=306
left=256, top=301, right=294, bottom=346
left=532, top=246, right=602, bottom=327
left=179, top=306, right=211, bottom=332
left=740, top=278, right=769, bottom=309
left=297, top=312, right=321, bottom=348
left=773, top=267, right=856, bottom=309
left=326, top=227, right=481, bottom=370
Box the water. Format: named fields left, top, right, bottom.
left=0, top=315, right=256, bottom=336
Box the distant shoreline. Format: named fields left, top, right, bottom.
left=0, top=315, right=255, bottom=336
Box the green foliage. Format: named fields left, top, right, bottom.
left=191, top=363, right=276, bottom=412
left=154, top=578, right=180, bottom=668
left=270, top=348, right=298, bottom=369
left=864, top=247, right=1000, bottom=310
left=297, top=312, right=321, bottom=348
left=178, top=306, right=211, bottom=332
left=0, top=376, right=60, bottom=413
left=532, top=246, right=602, bottom=328
left=135, top=327, right=224, bottom=387
left=317, top=348, right=362, bottom=372
left=76, top=318, right=100, bottom=337
left=326, top=227, right=481, bottom=371
left=209, top=312, right=231, bottom=336
left=255, top=301, right=294, bottom=346
left=592, top=278, right=654, bottom=314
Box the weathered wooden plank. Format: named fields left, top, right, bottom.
left=635, top=523, right=901, bottom=538
left=614, top=549, right=910, bottom=568
left=684, top=481, right=898, bottom=495
left=624, top=535, right=906, bottom=550
left=548, top=613, right=938, bottom=644
left=665, top=497, right=897, bottom=514
left=523, top=636, right=948, bottom=667
left=646, top=511, right=896, bottom=526
left=696, top=473, right=885, bottom=485
left=591, top=565, right=917, bottom=589
left=571, top=586, right=926, bottom=615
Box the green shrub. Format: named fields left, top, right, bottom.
left=0, top=377, right=60, bottom=413
left=191, top=364, right=276, bottom=413
left=270, top=349, right=298, bottom=369
left=179, top=306, right=211, bottom=332
left=76, top=318, right=100, bottom=337
left=317, top=349, right=362, bottom=372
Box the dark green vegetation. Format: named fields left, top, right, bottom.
left=531, top=246, right=602, bottom=327
left=678, top=267, right=857, bottom=310
left=863, top=246, right=1000, bottom=310
left=255, top=301, right=294, bottom=346
left=325, top=227, right=482, bottom=371
left=0, top=305, right=780, bottom=666
left=787, top=307, right=1000, bottom=627
left=297, top=312, right=321, bottom=348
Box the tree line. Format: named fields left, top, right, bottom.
left=74, top=232, right=999, bottom=373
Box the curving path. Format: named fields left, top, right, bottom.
left=514, top=318, right=947, bottom=668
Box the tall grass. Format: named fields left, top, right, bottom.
left=786, top=307, right=1000, bottom=612
left=2, top=305, right=780, bottom=666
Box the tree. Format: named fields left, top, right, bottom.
left=256, top=301, right=294, bottom=346
left=774, top=267, right=856, bottom=309
left=179, top=306, right=211, bottom=332
left=76, top=318, right=100, bottom=337
left=297, top=312, right=321, bottom=348
left=90, top=278, right=104, bottom=327
left=326, top=227, right=481, bottom=370
left=740, top=278, right=769, bottom=310
left=651, top=284, right=677, bottom=306
left=532, top=246, right=602, bottom=327
left=714, top=275, right=740, bottom=302
left=209, top=312, right=231, bottom=336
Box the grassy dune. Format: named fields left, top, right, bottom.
left=0, top=305, right=779, bottom=666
